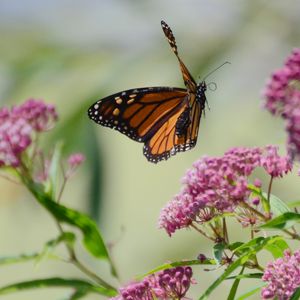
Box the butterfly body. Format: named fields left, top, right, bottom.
left=88, top=21, right=208, bottom=163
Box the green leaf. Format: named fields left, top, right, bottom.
left=45, top=142, right=63, bottom=198
left=23, top=179, right=117, bottom=277
left=290, top=286, right=300, bottom=300
left=0, top=277, right=117, bottom=297
left=213, top=243, right=225, bottom=265
left=234, top=236, right=288, bottom=259
left=226, top=273, right=263, bottom=280
left=234, top=237, right=265, bottom=252
left=260, top=212, right=300, bottom=230
left=227, top=242, right=244, bottom=252
left=36, top=232, right=76, bottom=264
left=0, top=253, right=39, bottom=266
left=263, top=236, right=289, bottom=259
left=236, top=284, right=265, bottom=300
left=46, top=232, right=76, bottom=248
left=198, top=236, right=283, bottom=300
left=139, top=259, right=216, bottom=279
left=248, top=185, right=269, bottom=212
left=288, top=201, right=300, bottom=208
left=266, top=193, right=291, bottom=216
left=227, top=266, right=244, bottom=300
left=66, top=289, right=89, bottom=299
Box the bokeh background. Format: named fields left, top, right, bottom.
left=0, top=1, right=300, bottom=299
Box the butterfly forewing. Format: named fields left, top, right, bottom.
left=161, top=20, right=197, bottom=93
left=88, top=87, right=188, bottom=143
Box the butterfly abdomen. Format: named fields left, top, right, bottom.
left=196, top=81, right=207, bottom=111
left=175, top=107, right=191, bottom=137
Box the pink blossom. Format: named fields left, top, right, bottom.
left=263, top=48, right=300, bottom=160
left=12, top=99, right=58, bottom=131
left=261, top=145, right=292, bottom=177
left=159, top=146, right=291, bottom=236
left=111, top=266, right=194, bottom=300
left=0, top=115, right=33, bottom=167
left=261, top=249, right=300, bottom=300
left=0, top=99, right=58, bottom=168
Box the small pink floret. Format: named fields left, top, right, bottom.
left=68, top=153, right=85, bottom=168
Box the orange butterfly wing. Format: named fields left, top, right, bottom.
left=88, top=87, right=188, bottom=143
left=143, top=92, right=203, bottom=162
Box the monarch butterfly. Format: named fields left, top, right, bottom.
left=88, top=21, right=220, bottom=163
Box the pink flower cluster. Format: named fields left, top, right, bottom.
left=0, top=99, right=57, bottom=167
left=263, top=48, right=300, bottom=160
left=261, top=249, right=300, bottom=299
left=159, top=146, right=291, bottom=236
left=111, top=266, right=193, bottom=300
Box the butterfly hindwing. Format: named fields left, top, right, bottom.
left=88, top=87, right=188, bottom=143
left=143, top=92, right=202, bottom=163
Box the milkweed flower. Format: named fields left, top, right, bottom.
left=0, top=99, right=58, bottom=167
left=11, top=99, right=58, bottom=131
left=261, top=249, right=300, bottom=299
left=159, top=146, right=291, bottom=236
left=261, top=145, right=292, bottom=177
left=263, top=48, right=300, bottom=160
left=111, top=266, right=194, bottom=300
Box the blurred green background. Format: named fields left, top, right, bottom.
left=0, top=1, right=300, bottom=299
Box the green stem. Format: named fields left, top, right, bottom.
left=267, top=176, right=273, bottom=203
left=223, top=218, right=229, bottom=244
left=241, top=202, right=299, bottom=239
left=190, top=223, right=215, bottom=242
left=21, top=176, right=116, bottom=291
left=241, top=202, right=267, bottom=221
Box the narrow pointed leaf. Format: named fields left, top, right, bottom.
left=263, top=237, right=289, bottom=258
left=290, top=287, right=300, bottom=300
left=260, top=212, right=300, bottom=230
left=236, top=284, right=265, bottom=300
left=0, top=253, right=39, bottom=265
left=227, top=267, right=244, bottom=300
left=0, top=278, right=117, bottom=297
left=23, top=179, right=117, bottom=277
left=46, top=142, right=63, bottom=197
left=63, top=289, right=89, bottom=300
left=227, top=242, right=244, bottom=252
left=36, top=232, right=76, bottom=264
left=139, top=259, right=216, bottom=279
left=266, top=193, right=291, bottom=216
left=226, top=273, right=263, bottom=280
left=288, top=201, right=300, bottom=208
left=198, top=236, right=283, bottom=300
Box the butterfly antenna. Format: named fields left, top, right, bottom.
left=202, top=61, right=231, bottom=81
